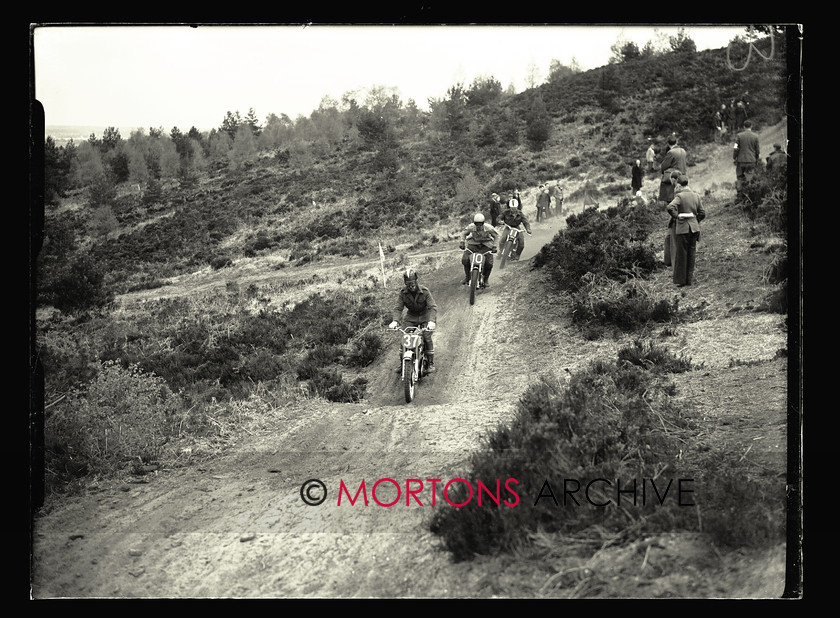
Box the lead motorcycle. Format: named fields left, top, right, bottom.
left=390, top=325, right=430, bottom=403
left=462, top=246, right=497, bottom=305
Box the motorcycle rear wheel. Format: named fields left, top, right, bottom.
left=403, top=357, right=415, bottom=403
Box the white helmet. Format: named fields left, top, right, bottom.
left=473, top=213, right=485, bottom=223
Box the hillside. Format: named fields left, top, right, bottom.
left=31, top=119, right=797, bottom=598
left=31, top=35, right=799, bottom=599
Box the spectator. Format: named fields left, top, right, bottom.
left=667, top=175, right=706, bottom=287
left=658, top=135, right=687, bottom=204
left=766, top=142, right=787, bottom=172
left=535, top=184, right=551, bottom=222
left=507, top=190, right=523, bottom=210
left=549, top=182, right=564, bottom=217
left=713, top=109, right=726, bottom=143
left=646, top=142, right=656, bottom=172
left=488, top=192, right=502, bottom=226
left=734, top=99, right=748, bottom=131
left=631, top=159, right=644, bottom=194
left=733, top=120, right=761, bottom=203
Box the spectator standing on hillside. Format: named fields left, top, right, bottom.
left=658, top=135, right=687, bottom=204
left=535, top=184, right=551, bottom=222
left=727, top=99, right=738, bottom=133
left=766, top=143, right=787, bottom=172
left=631, top=159, right=644, bottom=195
left=488, top=192, right=502, bottom=226
left=389, top=268, right=438, bottom=372
left=734, top=99, right=749, bottom=131
left=667, top=175, right=706, bottom=287
left=733, top=120, right=761, bottom=204
left=713, top=110, right=726, bottom=143
left=646, top=142, right=656, bottom=173
left=498, top=200, right=532, bottom=261
left=549, top=182, right=564, bottom=217
left=719, top=104, right=731, bottom=141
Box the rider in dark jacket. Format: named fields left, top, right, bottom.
left=389, top=268, right=438, bottom=372
left=459, top=213, right=499, bottom=288
left=498, top=202, right=532, bottom=260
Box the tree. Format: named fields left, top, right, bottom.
left=227, top=124, right=257, bottom=170
left=244, top=108, right=262, bottom=137
left=101, top=127, right=122, bottom=152
left=44, top=136, right=73, bottom=204
left=547, top=60, right=577, bottom=84
left=220, top=111, right=242, bottom=139
left=610, top=38, right=641, bottom=63
left=357, top=109, right=392, bottom=148
left=466, top=76, right=502, bottom=107
left=525, top=95, right=551, bottom=151
left=443, top=83, right=469, bottom=139
left=525, top=61, right=542, bottom=89
left=669, top=28, right=697, bottom=54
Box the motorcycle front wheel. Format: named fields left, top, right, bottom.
left=499, top=239, right=511, bottom=269
left=403, top=357, right=415, bottom=403
left=469, top=269, right=480, bottom=305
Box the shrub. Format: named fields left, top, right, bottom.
left=346, top=331, right=384, bottom=367
left=429, top=360, right=693, bottom=562
left=616, top=338, right=695, bottom=373
left=47, top=252, right=115, bottom=313
left=533, top=203, right=661, bottom=292
left=572, top=272, right=680, bottom=331
left=45, top=361, right=182, bottom=485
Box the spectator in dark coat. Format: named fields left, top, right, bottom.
left=658, top=135, right=687, bottom=203
left=733, top=120, right=761, bottom=203
left=766, top=143, right=787, bottom=172
left=488, top=192, right=502, bottom=226
left=631, top=159, right=644, bottom=194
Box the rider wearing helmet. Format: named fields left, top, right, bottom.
left=459, top=213, right=499, bottom=288
left=498, top=197, right=532, bottom=261
left=389, top=267, right=438, bottom=373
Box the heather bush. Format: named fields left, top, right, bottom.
left=533, top=203, right=661, bottom=292
left=429, top=359, right=694, bottom=561
left=45, top=361, right=182, bottom=484
left=571, top=271, right=680, bottom=331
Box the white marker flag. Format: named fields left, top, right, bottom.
left=378, top=242, right=387, bottom=287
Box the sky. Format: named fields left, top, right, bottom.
left=32, top=24, right=749, bottom=133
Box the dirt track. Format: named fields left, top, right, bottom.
left=31, top=125, right=792, bottom=598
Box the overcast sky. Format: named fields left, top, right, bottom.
left=32, top=24, right=748, bottom=133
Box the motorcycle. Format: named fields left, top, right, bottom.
left=498, top=224, right=523, bottom=269
left=462, top=246, right=496, bottom=306
left=391, top=325, right=430, bottom=403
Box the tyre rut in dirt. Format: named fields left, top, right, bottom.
left=469, top=269, right=479, bottom=305
left=403, top=357, right=415, bottom=402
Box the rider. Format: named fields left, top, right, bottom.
left=389, top=268, right=438, bottom=373
left=498, top=198, right=532, bottom=261
left=459, top=213, right=499, bottom=288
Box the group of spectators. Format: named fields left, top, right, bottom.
left=647, top=103, right=787, bottom=288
